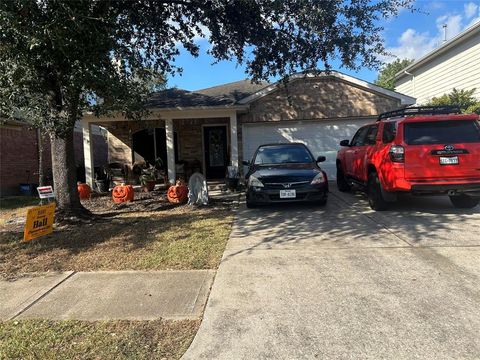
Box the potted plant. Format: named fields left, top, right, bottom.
left=139, top=166, right=157, bottom=192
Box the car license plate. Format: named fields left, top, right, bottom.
left=439, top=156, right=459, bottom=165
left=279, top=189, right=296, bottom=199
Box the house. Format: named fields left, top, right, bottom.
left=81, top=70, right=415, bottom=185
left=0, top=120, right=108, bottom=195
left=394, top=21, right=480, bottom=104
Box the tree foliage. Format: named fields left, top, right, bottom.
left=426, top=88, right=480, bottom=114
left=0, top=0, right=413, bottom=214
left=374, top=58, right=413, bottom=90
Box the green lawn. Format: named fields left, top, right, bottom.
left=0, top=319, right=199, bottom=360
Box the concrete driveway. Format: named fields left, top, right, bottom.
left=184, top=186, right=480, bottom=359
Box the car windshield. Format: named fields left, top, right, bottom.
left=404, top=120, right=480, bottom=145
left=254, top=145, right=313, bottom=165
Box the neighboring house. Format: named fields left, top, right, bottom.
left=0, top=120, right=108, bottom=195
left=81, top=70, right=415, bottom=185
left=395, top=21, right=480, bottom=104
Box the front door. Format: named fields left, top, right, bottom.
left=204, top=126, right=228, bottom=179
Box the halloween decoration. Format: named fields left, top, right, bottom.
left=167, top=179, right=188, bottom=204
left=77, top=182, right=92, bottom=200
left=188, top=172, right=209, bottom=206
left=112, top=184, right=134, bottom=203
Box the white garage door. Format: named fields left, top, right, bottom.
left=242, top=119, right=372, bottom=179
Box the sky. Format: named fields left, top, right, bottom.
left=168, top=0, right=480, bottom=91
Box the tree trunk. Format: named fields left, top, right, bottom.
left=50, top=128, right=89, bottom=218
left=37, top=129, right=45, bottom=186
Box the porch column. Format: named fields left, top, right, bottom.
left=229, top=112, right=239, bottom=168
left=81, top=120, right=94, bottom=188
left=165, top=118, right=176, bottom=184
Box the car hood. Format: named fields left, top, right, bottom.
left=250, top=163, right=320, bottom=183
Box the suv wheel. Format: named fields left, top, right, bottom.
left=449, top=194, right=479, bottom=209
left=336, top=166, right=351, bottom=192
left=367, top=172, right=388, bottom=211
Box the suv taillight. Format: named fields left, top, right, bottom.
left=389, top=145, right=405, bottom=163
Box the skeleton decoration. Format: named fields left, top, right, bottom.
left=188, top=172, right=209, bottom=206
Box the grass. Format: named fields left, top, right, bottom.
left=0, top=202, right=233, bottom=275
left=0, top=319, right=200, bottom=360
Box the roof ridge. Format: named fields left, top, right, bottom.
left=195, top=79, right=268, bottom=93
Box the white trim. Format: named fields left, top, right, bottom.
left=202, top=124, right=229, bottom=179
left=237, top=70, right=416, bottom=106
left=81, top=120, right=94, bottom=187
left=82, top=107, right=247, bottom=123
left=165, top=119, right=176, bottom=184
left=229, top=112, right=239, bottom=168
left=394, top=21, right=480, bottom=81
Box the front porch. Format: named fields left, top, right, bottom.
left=81, top=108, right=242, bottom=188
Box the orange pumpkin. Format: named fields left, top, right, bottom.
left=167, top=181, right=188, bottom=204
left=77, top=182, right=91, bottom=200
left=112, top=184, right=134, bottom=203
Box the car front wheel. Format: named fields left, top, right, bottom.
left=449, top=194, right=479, bottom=209
left=367, top=172, right=388, bottom=211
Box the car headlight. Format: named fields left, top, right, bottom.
left=311, top=172, right=326, bottom=185
left=248, top=175, right=264, bottom=188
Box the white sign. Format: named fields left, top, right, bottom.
left=37, top=186, right=55, bottom=199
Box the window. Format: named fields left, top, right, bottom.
left=365, top=125, right=379, bottom=145
left=404, top=120, right=480, bottom=145
left=382, top=122, right=397, bottom=143
left=350, top=127, right=369, bottom=147
left=254, top=144, right=314, bottom=165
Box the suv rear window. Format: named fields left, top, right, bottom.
left=404, top=120, right=480, bottom=145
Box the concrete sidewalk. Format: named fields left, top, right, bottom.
left=1, top=270, right=214, bottom=321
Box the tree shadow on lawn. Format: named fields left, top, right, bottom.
left=0, top=205, right=232, bottom=275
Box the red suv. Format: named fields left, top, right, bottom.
left=336, top=106, right=480, bottom=210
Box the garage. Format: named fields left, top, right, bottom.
left=242, top=119, right=371, bottom=179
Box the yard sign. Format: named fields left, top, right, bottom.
left=23, top=202, right=56, bottom=241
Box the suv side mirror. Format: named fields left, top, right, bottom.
left=316, top=156, right=326, bottom=163
left=242, top=160, right=250, bottom=166
left=340, top=139, right=350, bottom=147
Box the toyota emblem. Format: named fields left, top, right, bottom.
left=444, top=145, right=454, bottom=151
left=283, top=183, right=292, bottom=188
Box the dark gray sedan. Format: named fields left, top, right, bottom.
left=243, top=143, right=328, bottom=208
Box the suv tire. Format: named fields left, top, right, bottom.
left=367, top=172, right=388, bottom=211
left=336, top=166, right=351, bottom=192
left=449, top=194, right=479, bottom=209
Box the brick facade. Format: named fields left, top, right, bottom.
left=99, top=118, right=230, bottom=172
left=0, top=124, right=107, bottom=196
left=239, top=77, right=401, bottom=123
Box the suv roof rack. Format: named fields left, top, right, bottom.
left=377, top=105, right=462, bottom=121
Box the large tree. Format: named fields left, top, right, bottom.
left=374, top=58, right=413, bottom=90
left=0, top=0, right=412, bottom=218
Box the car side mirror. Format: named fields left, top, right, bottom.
left=242, top=160, right=250, bottom=166
left=340, top=140, right=350, bottom=147
left=316, top=156, right=326, bottom=163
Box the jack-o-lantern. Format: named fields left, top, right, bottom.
left=167, top=180, right=188, bottom=204
left=77, top=182, right=91, bottom=200
left=112, top=184, right=134, bottom=203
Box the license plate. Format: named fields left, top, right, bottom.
left=439, top=156, right=459, bottom=165
left=279, top=189, right=296, bottom=199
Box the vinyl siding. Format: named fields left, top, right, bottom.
left=395, top=30, right=480, bottom=104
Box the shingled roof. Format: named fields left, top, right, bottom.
left=146, top=80, right=270, bottom=108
